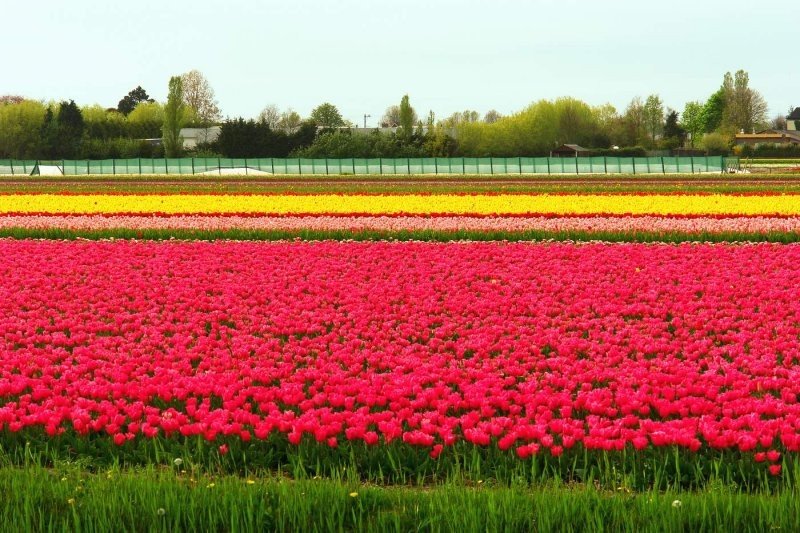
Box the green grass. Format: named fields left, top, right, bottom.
left=742, top=159, right=800, bottom=165
left=0, top=431, right=791, bottom=493
left=0, top=463, right=795, bottom=532
left=0, top=226, right=798, bottom=243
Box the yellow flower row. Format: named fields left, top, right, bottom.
left=0, top=194, right=797, bottom=215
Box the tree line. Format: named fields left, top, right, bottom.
left=0, top=69, right=786, bottom=160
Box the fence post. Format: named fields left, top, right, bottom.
left=604, top=157, right=607, bottom=174
left=8, top=160, right=12, bottom=176
left=218, top=157, right=221, bottom=176
left=519, top=157, right=522, bottom=175
left=490, top=158, right=494, bottom=175
left=434, top=158, right=438, bottom=175
left=547, top=157, right=551, bottom=175
left=326, top=159, right=329, bottom=175
left=575, top=157, right=579, bottom=175
left=691, top=157, right=695, bottom=174
left=112, top=159, right=116, bottom=176
left=191, top=158, right=195, bottom=175
left=407, top=158, right=410, bottom=175
left=661, top=157, right=665, bottom=174
left=632, top=158, right=636, bottom=175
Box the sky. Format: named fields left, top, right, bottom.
left=3, top=0, right=796, bottom=126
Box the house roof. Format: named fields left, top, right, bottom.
left=554, top=144, right=590, bottom=152
left=738, top=130, right=800, bottom=143
left=788, top=108, right=800, bottom=120
left=753, top=129, right=800, bottom=141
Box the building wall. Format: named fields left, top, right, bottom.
left=180, top=127, right=222, bottom=149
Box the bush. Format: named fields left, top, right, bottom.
left=700, top=133, right=732, bottom=156
left=738, top=143, right=800, bottom=159
left=292, top=130, right=429, bottom=159
left=79, top=138, right=163, bottom=159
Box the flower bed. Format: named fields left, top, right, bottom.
left=1, top=193, right=799, bottom=215
left=1, top=240, right=798, bottom=480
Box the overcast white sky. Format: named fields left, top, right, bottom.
left=3, top=0, right=796, bottom=125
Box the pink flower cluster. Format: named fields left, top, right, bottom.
left=2, top=214, right=800, bottom=233
left=1, top=240, right=800, bottom=463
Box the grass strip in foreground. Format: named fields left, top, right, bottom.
left=0, top=465, right=795, bottom=532
left=1, top=226, right=800, bottom=242
left=1, top=433, right=793, bottom=492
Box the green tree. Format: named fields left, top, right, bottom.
left=399, top=95, right=415, bottom=138
left=661, top=109, right=685, bottom=148
left=621, top=97, right=647, bottom=147
left=642, top=95, right=664, bottom=145
left=162, top=76, right=187, bottom=158
left=310, top=103, right=345, bottom=129
left=592, top=104, right=624, bottom=146
left=117, top=86, right=154, bottom=115
left=701, top=88, right=726, bottom=133
left=680, top=101, right=705, bottom=147
left=40, top=100, right=84, bottom=158
left=127, top=101, right=165, bottom=139
left=82, top=105, right=127, bottom=139
left=553, top=97, right=602, bottom=147
left=0, top=99, right=47, bottom=158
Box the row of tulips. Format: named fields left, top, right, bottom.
left=1, top=193, right=800, bottom=215
left=1, top=240, right=799, bottom=475
left=1, top=214, right=800, bottom=234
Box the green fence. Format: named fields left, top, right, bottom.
left=0, top=156, right=740, bottom=176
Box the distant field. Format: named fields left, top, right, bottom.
left=0, top=173, right=799, bottom=195
left=742, top=159, right=800, bottom=166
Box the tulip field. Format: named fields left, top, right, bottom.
left=3, top=175, right=800, bottom=530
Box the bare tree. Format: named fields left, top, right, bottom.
left=277, top=109, right=302, bottom=134
left=771, top=115, right=787, bottom=130
left=381, top=105, right=400, bottom=127
left=258, top=104, right=281, bottom=129
left=721, top=70, right=768, bottom=133
left=180, top=70, right=221, bottom=127
left=0, top=95, right=25, bottom=106
left=484, top=109, right=502, bottom=124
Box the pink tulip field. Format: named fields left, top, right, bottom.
left=1, top=237, right=799, bottom=483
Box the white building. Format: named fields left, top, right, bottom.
left=180, top=127, right=222, bottom=149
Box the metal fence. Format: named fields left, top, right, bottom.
left=0, top=156, right=740, bottom=176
